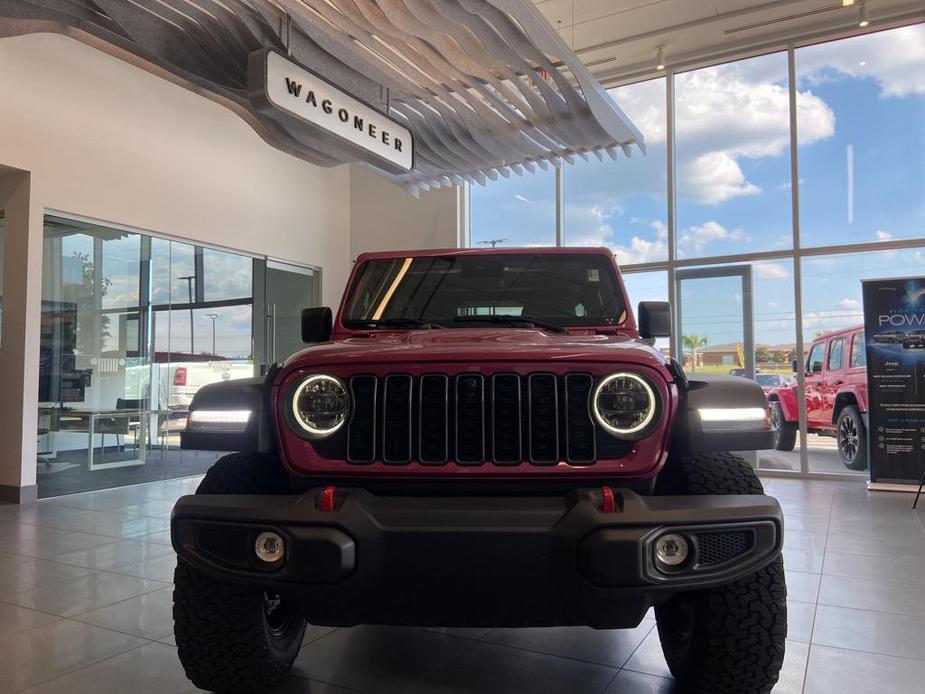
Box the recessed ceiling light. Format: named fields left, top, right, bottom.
left=842, top=0, right=855, bottom=6
left=656, top=46, right=665, bottom=71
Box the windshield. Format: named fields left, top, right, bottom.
left=342, top=254, right=627, bottom=329
left=755, top=374, right=781, bottom=386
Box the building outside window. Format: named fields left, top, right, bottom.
left=467, top=23, right=925, bottom=477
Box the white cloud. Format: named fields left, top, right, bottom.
left=797, top=25, right=925, bottom=98
left=513, top=194, right=529, bottom=202
left=754, top=263, right=790, bottom=280
left=678, top=221, right=746, bottom=255
left=875, top=230, right=893, bottom=241
left=667, top=58, right=834, bottom=205
left=839, top=298, right=862, bottom=310
left=564, top=205, right=668, bottom=265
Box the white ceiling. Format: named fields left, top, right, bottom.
left=533, top=0, right=925, bottom=85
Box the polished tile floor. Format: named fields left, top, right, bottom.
left=0, top=475, right=924, bottom=693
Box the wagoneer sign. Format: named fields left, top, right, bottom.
left=250, top=50, right=413, bottom=173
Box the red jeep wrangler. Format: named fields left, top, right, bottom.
left=768, top=325, right=869, bottom=469
left=171, top=248, right=786, bottom=694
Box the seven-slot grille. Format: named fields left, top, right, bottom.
left=341, top=373, right=631, bottom=466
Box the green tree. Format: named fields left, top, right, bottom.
left=682, top=333, right=708, bottom=367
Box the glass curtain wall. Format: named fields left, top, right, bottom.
left=38, top=216, right=257, bottom=497
left=467, top=23, right=925, bottom=477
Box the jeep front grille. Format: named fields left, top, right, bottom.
left=340, top=372, right=630, bottom=466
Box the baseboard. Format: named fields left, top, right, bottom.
left=0, top=484, right=38, bottom=504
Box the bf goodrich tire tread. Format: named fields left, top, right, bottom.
left=654, top=451, right=787, bottom=694
left=173, top=452, right=305, bottom=694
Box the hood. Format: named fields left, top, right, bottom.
left=283, top=328, right=669, bottom=371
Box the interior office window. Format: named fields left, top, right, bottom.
left=203, top=247, right=252, bottom=301
left=469, top=165, right=556, bottom=247
left=800, top=247, right=925, bottom=475
left=797, top=25, right=925, bottom=248
left=37, top=216, right=258, bottom=498
left=674, top=52, right=793, bottom=259
left=564, top=78, right=668, bottom=266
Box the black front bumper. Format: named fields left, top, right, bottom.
left=172, top=488, right=783, bottom=629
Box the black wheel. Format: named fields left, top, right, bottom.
left=836, top=405, right=868, bottom=470
left=653, top=452, right=787, bottom=694
left=770, top=401, right=797, bottom=452
left=174, top=452, right=306, bottom=694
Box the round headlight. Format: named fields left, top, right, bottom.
left=592, top=372, right=658, bottom=437
left=290, top=375, right=349, bottom=439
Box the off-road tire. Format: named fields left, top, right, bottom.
left=174, top=452, right=306, bottom=694
left=770, top=401, right=797, bottom=452
left=653, top=451, right=787, bottom=694
left=836, top=405, right=868, bottom=470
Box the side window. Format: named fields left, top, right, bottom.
left=850, top=332, right=867, bottom=368
left=807, top=342, right=825, bottom=374
left=828, top=337, right=845, bottom=371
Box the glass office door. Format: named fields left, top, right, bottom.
left=255, top=260, right=319, bottom=371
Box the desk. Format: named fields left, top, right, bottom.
left=53, top=408, right=148, bottom=471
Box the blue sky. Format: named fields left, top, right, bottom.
left=470, top=24, right=925, bottom=349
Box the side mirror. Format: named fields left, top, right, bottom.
left=302, top=307, right=333, bottom=343
left=638, top=301, right=671, bottom=339
left=791, top=359, right=798, bottom=373
left=812, top=361, right=823, bottom=374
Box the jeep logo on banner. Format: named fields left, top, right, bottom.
left=248, top=49, right=413, bottom=174
left=862, top=276, right=925, bottom=485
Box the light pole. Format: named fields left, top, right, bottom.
left=206, top=312, right=219, bottom=357
left=178, top=275, right=195, bottom=354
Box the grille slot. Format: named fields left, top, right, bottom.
left=528, top=374, right=559, bottom=464
left=491, top=374, right=522, bottom=464
left=696, top=530, right=755, bottom=567
left=455, top=374, right=485, bottom=464
left=565, top=374, right=596, bottom=464
left=419, top=375, right=449, bottom=464
left=346, top=375, right=376, bottom=463
left=382, top=375, right=412, bottom=464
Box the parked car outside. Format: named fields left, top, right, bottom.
left=755, top=373, right=789, bottom=394
left=767, top=325, right=868, bottom=469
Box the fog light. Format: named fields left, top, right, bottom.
left=655, top=533, right=689, bottom=568
left=255, top=531, right=285, bottom=563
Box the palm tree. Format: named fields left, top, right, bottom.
left=682, top=333, right=708, bottom=369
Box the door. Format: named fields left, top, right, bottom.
left=255, top=259, right=320, bottom=372
left=804, top=340, right=827, bottom=427
left=675, top=266, right=755, bottom=378
left=822, top=336, right=847, bottom=424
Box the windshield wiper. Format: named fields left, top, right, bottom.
left=453, top=315, right=568, bottom=334
left=344, top=318, right=445, bottom=330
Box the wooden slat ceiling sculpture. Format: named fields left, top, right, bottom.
left=0, top=0, right=644, bottom=194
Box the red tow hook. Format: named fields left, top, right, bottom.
left=318, top=485, right=337, bottom=512
left=600, top=486, right=616, bottom=513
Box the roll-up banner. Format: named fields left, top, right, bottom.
left=861, top=277, right=925, bottom=488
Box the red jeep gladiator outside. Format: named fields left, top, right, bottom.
left=171, top=248, right=786, bottom=694
left=768, top=325, right=868, bottom=469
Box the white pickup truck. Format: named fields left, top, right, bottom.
left=160, top=360, right=255, bottom=409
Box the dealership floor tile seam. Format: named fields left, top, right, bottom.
left=1, top=474, right=924, bottom=692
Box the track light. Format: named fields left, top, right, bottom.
left=656, top=46, right=665, bottom=71
left=858, top=2, right=869, bottom=27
